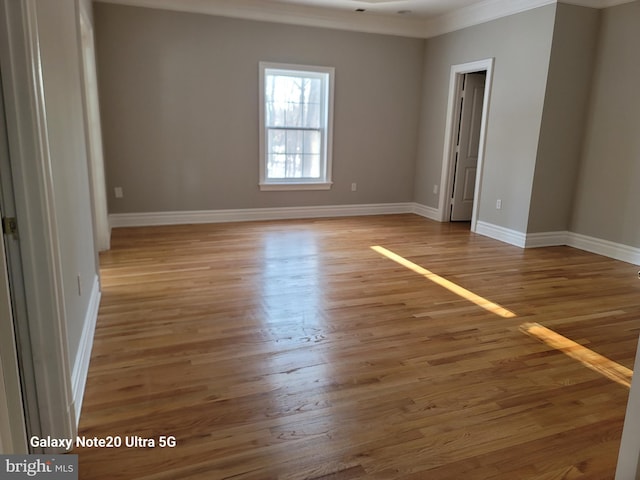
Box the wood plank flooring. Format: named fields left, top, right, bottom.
left=76, top=215, right=640, bottom=479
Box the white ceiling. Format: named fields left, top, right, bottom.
left=265, top=0, right=488, bottom=18
left=96, top=0, right=635, bottom=38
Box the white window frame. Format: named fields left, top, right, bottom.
left=259, top=62, right=334, bottom=191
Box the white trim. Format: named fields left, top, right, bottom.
left=412, top=203, right=440, bottom=221
left=475, top=222, right=640, bottom=266
left=615, top=334, right=640, bottom=480
left=560, top=0, right=634, bottom=8
left=109, top=203, right=414, bottom=227
left=0, top=2, right=28, bottom=454
left=78, top=6, right=111, bottom=252
left=95, top=0, right=632, bottom=39
left=475, top=221, right=527, bottom=248
left=425, top=0, right=555, bottom=38
left=71, top=275, right=100, bottom=427
left=110, top=208, right=640, bottom=266
left=95, top=0, right=429, bottom=38
left=566, top=232, right=640, bottom=266
left=24, top=0, right=75, bottom=444
left=259, top=182, right=333, bottom=191
left=558, top=0, right=606, bottom=6
left=597, top=0, right=635, bottom=7
left=439, top=58, right=494, bottom=233
left=0, top=222, right=27, bottom=454
left=258, top=62, right=335, bottom=190
left=525, top=230, right=569, bottom=248
left=0, top=0, right=75, bottom=447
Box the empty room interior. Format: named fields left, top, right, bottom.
left=1, top=0, right=640, bottom=478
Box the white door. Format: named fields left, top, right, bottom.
left=450, top=72, right=485, bottom=221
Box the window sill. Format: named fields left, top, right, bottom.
left=259, top=182, right=333, bottom=191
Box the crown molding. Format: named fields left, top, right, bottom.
left=424, top=0, right=555, bottom=38
left=559, top=0, right=604, bottom=6
left=559, top=0, right=635, bottom=7
left=94, top=0, right=637, bottom=39
left=94, top=0, right=430, bottom=37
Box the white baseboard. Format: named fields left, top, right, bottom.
left=71, top=275, right=101, bottom=427
left=525, top=230, right=640, bottom=265
left=567, top=232, right=640, bottom=266
left=109, top=203, right=415, bottom=227
left=475, top=221, right=527, bottom=248
left=412, top=203, right=441, bottom=221
left=525, top=230, right=569, bottom=248
left=475, top=221, right=640, bottom=266
left=110, top=208, right=639, bottom=266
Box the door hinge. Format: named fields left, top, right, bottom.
left=2, top=217, right=17, bottom=236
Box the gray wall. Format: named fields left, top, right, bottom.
left=527, top=3, right=601, bottom=234
left=36, top=0, right=99, bottom=366
left=570, top=1, right=640, bottom=248
left=93, top=3, right=425, bottom=213
left=94, top=1, right=638, bottom=251
left=414, top=5, right=556, bottom=233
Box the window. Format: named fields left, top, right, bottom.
left=259, top=62, right=334, bottom=190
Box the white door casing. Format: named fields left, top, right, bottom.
left=0, top=24, right=28, bottom=454
left=78, top=6, right=110, bottom=253
left=0, top=0, right=75, bottom=450
left=450, top=72, right=485, bottom=221
left=438, top=58, right=494, bottom=232
left=0, top=220, right=28, bottom=454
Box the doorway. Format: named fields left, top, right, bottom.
left=450, top=72, right=485, bottom=221
left=438, top=59, right=494, bottom=231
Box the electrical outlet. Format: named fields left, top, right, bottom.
left=351, top=183, right=357, bottom=192
left=496, top=199, right=502, bottom=210
left=433, top=185, right=439, bottom=195
left=114, top=187, right=123, bottom=198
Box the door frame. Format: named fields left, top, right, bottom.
left=438, top=58, right=494, bottom=232
left=0, top=0, right=75, bottom=449
left=0, top=223, right=28, bottom=453
left=78, top=4, right=110, bottom=253
left=0, top=19, right=28, bottom=452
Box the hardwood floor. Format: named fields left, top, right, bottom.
left=76, top=215, right=640, bottom=479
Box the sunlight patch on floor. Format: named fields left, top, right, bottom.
left=521, top=322, right=633, bottom=388
left=370, top=245, right=516, bottom=319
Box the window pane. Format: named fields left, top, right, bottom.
left=286, top=130, right=302, bottom=156
left=267, top=153, right=286, bottom=179
left=266, top=128, right=323, bottom=179
left=287, top=153, right=301, bottom=178
left=301, top=154, right=321, bottom=178
left=303, top=130, right=321, bottom=156
left=265, top=73, right=322, bottom=128
left=267, top=129, right=285, bottom=155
